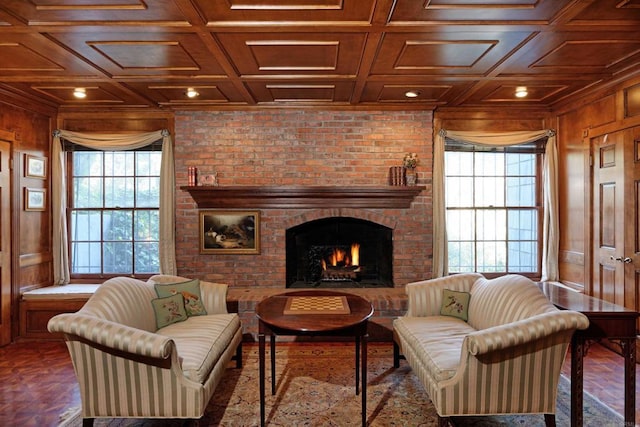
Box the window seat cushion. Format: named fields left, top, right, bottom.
left=21, top=284, right=100, bottom=300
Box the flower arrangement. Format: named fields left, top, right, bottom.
left=403, top=152, right=419, bottom=169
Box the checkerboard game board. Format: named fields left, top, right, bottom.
left=283, top=296, right=351, bottom=315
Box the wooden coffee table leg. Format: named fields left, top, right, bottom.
left=355, top=335, right=360, bottom=395
left=259, top=332, right=266, bottom=427
left=362, top=332, right=367, bottom=427
left=270, top=335, right=276, bottom=395
left=570, top=332, right=584, bottom=427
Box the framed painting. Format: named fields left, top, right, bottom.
left=25, top=187, right=46, bottom=211
left=25, top=154, right=47, bottom=179
left=199, top=210, right=260, bottom=254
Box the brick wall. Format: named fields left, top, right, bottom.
left=174, top=110, right=434, bottom=288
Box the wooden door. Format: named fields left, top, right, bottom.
left=625, top=128, right=640, bottom=334
left=592, top=127, right=640, bottom=335
left=592, top=132, right=625, bottom=305
left=0, top=138, right=12, bottom=346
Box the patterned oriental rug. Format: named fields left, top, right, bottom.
left=58, top=342, right=624, bottom=427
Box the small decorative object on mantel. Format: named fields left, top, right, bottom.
left=403, top=152, right=419, bottom=186
left=187, top=167, right=198, bottom=186
left=388, top=166, right=406, bottom=186
left=198, top=172, right=218, bottom=186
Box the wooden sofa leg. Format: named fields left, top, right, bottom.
left=438, top=415, right=451, bottom=427
left=544, top=413, right=556, bottom=427
left=82, top=418, right=94, bottom=427
left=393, top=340, right=401, bottom=368
left=234, top=342, right=243, bottom=369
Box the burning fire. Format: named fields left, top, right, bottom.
left=321, top=243, right=360, bottom=270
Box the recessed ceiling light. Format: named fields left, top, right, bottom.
left=515, top=86, right=528, bottom=98
left=405, top=90, right=421, bottom=98
left=186, top=87, right=199, bottom=98
left=73, top=87, right=86, bottom=99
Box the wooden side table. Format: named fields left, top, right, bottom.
left=539, top=282, right=639, bottom=427
left=255, top=290, right=374, bottom=427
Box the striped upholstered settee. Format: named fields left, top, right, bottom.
left=48, top=275, right=243, bottom=426
left=393, top=273, right=589, bottom=427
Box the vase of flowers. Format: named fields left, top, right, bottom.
left=403, top=152, right=419, bottom=186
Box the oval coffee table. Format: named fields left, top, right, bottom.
left=256, top=290, right=374, bottom=427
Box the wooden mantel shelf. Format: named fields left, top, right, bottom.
left=180, top=185, right=424, bottom=209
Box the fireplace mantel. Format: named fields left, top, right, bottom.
left=180, top=185, right=424, bottom=209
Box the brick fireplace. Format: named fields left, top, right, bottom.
left=285, top=216, right=394, bottom=288
left=173, top=110, right=434, bottom=290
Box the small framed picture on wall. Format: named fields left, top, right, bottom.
left=25, top=154, right=47, bottom=179
left=24, top=187, right=46, bottom=211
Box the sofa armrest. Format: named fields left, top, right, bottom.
left=464, top=310, right=589, bottom=356
left=200, top=281, right=229, bottom=314
left=406, top=273, right=483, bottom=317
left=48, top=313, right=174, bottom=360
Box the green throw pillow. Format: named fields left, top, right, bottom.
left=151, top=293, right=188, bottom=329
left=440, top=289, right=471, bottom=321
left=154, top=279, right=207, bottom=317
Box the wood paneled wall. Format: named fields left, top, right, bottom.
left=0, top=100, right=55, bottom=339
left=555, top=75, right=640, bottom=292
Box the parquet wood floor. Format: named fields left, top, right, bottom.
left=0, top=340, right=636, bottom=427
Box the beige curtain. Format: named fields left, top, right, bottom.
left=52, top=129, right=177, bottom=284
left=433, top=129, right=558, bottom=281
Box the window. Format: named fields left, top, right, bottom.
left=67, top=146, right=161, bottom=278
left=445, top=140, right=544, bottom=276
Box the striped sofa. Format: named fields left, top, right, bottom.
left=47, top=275, right=243, bottom=426
left=393, top=273, right=589, bottom=427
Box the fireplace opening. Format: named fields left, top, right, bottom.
left=286, top=217, right=393, bottom=288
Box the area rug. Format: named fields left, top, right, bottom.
left=58, top=343, right=624, bottom=427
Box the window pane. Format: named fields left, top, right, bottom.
left=104, top=151, right=134, bottom=176
left=70, top=210, right=101, bottom=241
left=73, top=152, right=102, bottom=176
left=135, top=242, right=160, bottom=273
left=506, top=177, right=535, bottom=206
left=71, top=242, right=101, bottom=274
left=446, top=176, right=473, bottom=207
left=447, top=241, right=474, bottom=273
left=103, top=242, right=133, bottom=273
left=506, top=153, right=535, bottom=176
left=136, top=177, right=160, bottom=207
left=104, top=177, right=134, bottom=207
left=508, top=210, right=537, bottom=240
left=508, top=241, right=537, bottom=272
left=475, top=152, right=504, bottom=176
left=477, top=209, right=506, bottom=240
left=135, top=210, right=159, bottom=240
left=446, top=209, right=474, bottom=240
left=73, top=177, right=103, bottom=208
left=475, top=177, right=504, bottom=207
left=103, top=210, right=132, bottom=241
left=445, top=151, right=473, bottom=176
left=477, top=241, right=506, bottom=272
left=137, top=152, right=162, bottom=176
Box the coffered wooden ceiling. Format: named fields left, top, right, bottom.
left=1, top=0, right=640, bottom=110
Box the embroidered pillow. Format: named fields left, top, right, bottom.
left=154, top=279, right=207, bottom=317
left=151, top=293, right=188, bottom=329
left=440, top=289, right=471, bottom=321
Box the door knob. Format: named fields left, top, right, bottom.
left=610, top=256, right=632, bottom=264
